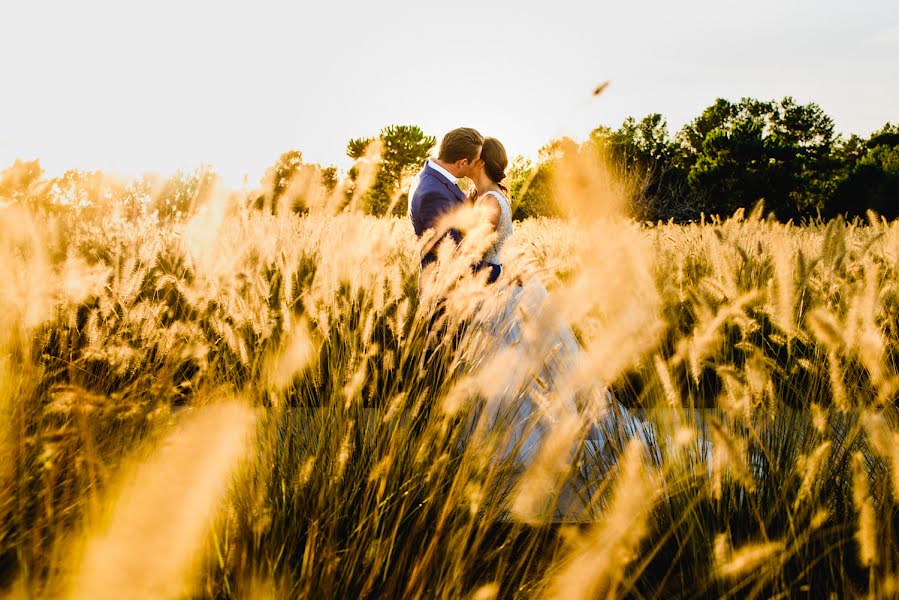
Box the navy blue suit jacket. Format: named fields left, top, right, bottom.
left=409, top=162, right=502, bottom=283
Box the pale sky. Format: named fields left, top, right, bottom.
left=1, top=0, right=897, bottom=186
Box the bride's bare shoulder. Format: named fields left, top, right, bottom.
left=476, top=192, right=501, bottom=208
left=475, top=192, right=501, bottom=228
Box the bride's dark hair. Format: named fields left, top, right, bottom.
left=481, top=137, right=509, bottom=192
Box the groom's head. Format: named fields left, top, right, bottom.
left=437, top=127, right=483, bottom=178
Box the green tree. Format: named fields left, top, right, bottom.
left=591, top=114, right=694, bottom=221
left=505, top=139, right=579, bottom=220
left=595, top=114, right=677, bottom=168
left=829, top=123, right=899, bottom=220
left=347, top=125, right=435, bottom=216
left=677, top=97, right=836, bottom=220
left=507, top=156, right=558, bottom=220
left=346, top=138, right=372, bottom=162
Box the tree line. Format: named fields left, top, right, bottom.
left=2, top=96, right=896, bottom=222
left=582, top=97, right=898, bottom=222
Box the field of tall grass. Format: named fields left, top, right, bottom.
left=1, top=148, right=898, bottom=598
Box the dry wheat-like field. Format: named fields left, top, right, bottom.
left=1, top=156, right=898, bottom=598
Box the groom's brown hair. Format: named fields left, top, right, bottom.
left=438, top=128, right=483, bottom=163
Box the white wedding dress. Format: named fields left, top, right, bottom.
left=468, top=191, right=646, bottom=470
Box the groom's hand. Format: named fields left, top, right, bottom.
left=473, top=261, right=501, bottom=284
left=487, top=263, right=501, bottom=284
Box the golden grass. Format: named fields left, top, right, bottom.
left=0, top=146, right=897, bottom=597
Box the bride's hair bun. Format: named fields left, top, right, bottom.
left=481, top=137, right=508, bottom=184
left=485, top=161, right=506, bottom=183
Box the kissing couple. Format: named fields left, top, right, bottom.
left=407, top=127, right=646, bottom=482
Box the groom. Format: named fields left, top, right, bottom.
left=408, top=127, right=502, bottom=284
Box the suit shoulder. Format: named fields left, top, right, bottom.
left=416, top=177, right=450, bottom=199
left=419, top=189, right=455, bottom=211
left=417, top=170, right=441, bottom=188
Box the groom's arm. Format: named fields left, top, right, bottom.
left=418, top=193, right=463, bottom=246
left=418, top=192, right=464, bottom=272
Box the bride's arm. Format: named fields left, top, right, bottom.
left=475, top=194, right=501, bottom=232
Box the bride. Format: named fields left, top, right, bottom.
left=462, top=137, right=646, bottom=470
